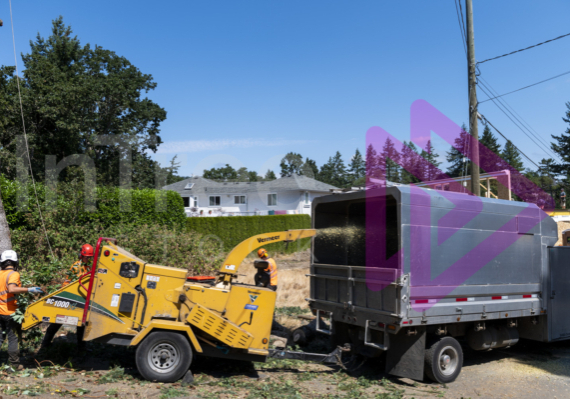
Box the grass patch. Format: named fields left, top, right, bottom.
left=275, top=307, right=310, bottom=317
left=159, top=386, right=188, bottom=399
left=96, top=366, right=125, bottom=384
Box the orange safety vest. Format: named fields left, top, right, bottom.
left=63, top=260, right=90, bottom=286
left=0, top=269, right=21, bottom=315
left=264, top=258, right=278, bottom=287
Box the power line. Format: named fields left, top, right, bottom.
left=9, top=0, right=55, bottom=259
left=454, top=0, right=467, bottom=56
left=477, top=81, right=556, bottom=165
left=477, top=76, right=562, bottom=162
left=477, top=32, right=570, bottom=65
left=477, top=113, right=541, bottom=170
left=478, top=69, right=570, bottom=103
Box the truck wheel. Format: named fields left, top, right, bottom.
left=424, top=336, right=463, bottom=383
left=136, top=331, right=193, bottom=382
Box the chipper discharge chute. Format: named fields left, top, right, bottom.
left=22, top=230, right=346, bottom=382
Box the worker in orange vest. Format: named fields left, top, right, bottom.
left=257, top=248, right=278, bottom=291
left=41, top=244, right=93, bottom=352
left=0, top=250, right=43, bottom=368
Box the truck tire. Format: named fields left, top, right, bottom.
left=135, top=331, right=193, bottom=382
left=424, top=336, right=463, bottom=383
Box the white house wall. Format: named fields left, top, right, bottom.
left=180, top=190, right=322, bottom=216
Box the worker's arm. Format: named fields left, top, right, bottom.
left=7, top=285, right=29, bottom=294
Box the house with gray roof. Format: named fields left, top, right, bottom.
left=162, top=174, right=338, bottom=217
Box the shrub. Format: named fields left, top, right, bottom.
left=186, top=214, right=312, bottom=254
left=0, top=175, right=186, bottom=232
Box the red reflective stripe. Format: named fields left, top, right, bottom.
left=415, top=300, right=429, bottom=304
left=492, top=296, right=502, bottom=300
left=456, top=298, right=468, bottom=302
left=523, top=295, right=532, bottom=298
left=402, top=321, right=409, bottom=324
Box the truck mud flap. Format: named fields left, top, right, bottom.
left=386, top=328, right=426, bottom=381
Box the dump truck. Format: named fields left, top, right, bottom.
left=22, top=230, right=350, bottom=383
left=308, top=185, right=569, bottom=383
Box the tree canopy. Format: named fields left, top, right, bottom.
left=0, top=17, right=169, bottom=188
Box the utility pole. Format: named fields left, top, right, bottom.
left=466, top=0, right=480, bottom=196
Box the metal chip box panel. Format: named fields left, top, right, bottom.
left=548, top=247, right=570, bottom=341
left=311, top=187, right=557, bottom=313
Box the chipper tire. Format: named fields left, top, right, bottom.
left=136, top=331, right=193, bottom=382
left=424, top=336, right=463, bottom=384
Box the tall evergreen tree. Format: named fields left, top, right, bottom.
left=264, top=170, right=277, bottom=181
left=0, top=17, right=167, bottom=188
left=400, top=141, right=421, bottom=183
left=551, top=102, right=570, bottom=178
left=501, top=141, right=524, bottom=172
left=347, top=149, right=365, bottom=184
left=319, top=152, right=348, bottom=187
left=446, top=124, right=471, bottom=178
left=421, top=140, right=441, bottom=181
left=365, top=144, right=380, bottom=181
left=479, top=124, right=502, bottom=173
left=379, top=138, right=401, bottom=182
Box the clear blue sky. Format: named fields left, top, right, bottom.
left=2, top=1, right=570, bottom=177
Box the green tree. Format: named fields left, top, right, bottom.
left=164, top=155, right=186, bottom=185
left=400, top=141, right=421, bottom=184
left=264, top=170, right=277, bottom=180
left=236, top=167, right=249, bottom=182
left=0, top=17, right=167, bottom=188
left=248, top=171, right=259, bottom=182
left=479, top=124, right=502, bottom=173
left=421, top=140, right=441, bottom=181
left=280, top=152, right=304, bottom=177
left=501, top=141, right=524, bottom=172
left=301, top=158, right=319, bottom=179
left=379, top=138, right=400, bottom=182
left=347, top=149, right=365, bottom=185
left=446, top=124, right=471, bottom=178
left=551, top=102, right=570, bottom=178
left=365, top=144, right=380, bottom=182
left=318, top=152, right=347, bottom=187
left=203, top=164, right=237, bottom=181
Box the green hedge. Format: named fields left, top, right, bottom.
left=0, top=175, right=186, bottom=231
left=186, top=214, right=312, bottom=254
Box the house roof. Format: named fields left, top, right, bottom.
left=162, top=174, right=338, bottom=195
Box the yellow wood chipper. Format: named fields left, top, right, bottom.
left=22, top=230, right=346, bottom=382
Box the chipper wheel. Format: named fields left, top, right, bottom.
left=135, top=331, right=193, bottom=382
left=424, top=336, right=463, bottom=384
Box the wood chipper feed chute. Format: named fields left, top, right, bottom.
left=22, top=277, right=91, bottom=331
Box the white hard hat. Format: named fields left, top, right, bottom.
left=0, top=250, right=18, bottom=263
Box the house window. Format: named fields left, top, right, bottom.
left=182, top=197, right=190, bottom=207
left=234, top=196, right=246, bottom=204
left=268, top=194, right=277, bottom=206
left=191, top=197, right=199, bottom=207
left=304, top=192, right=309, bottom=204
left=184, top=183, right=195, bottom=190
left=209, top=196, right=221, bottom=206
